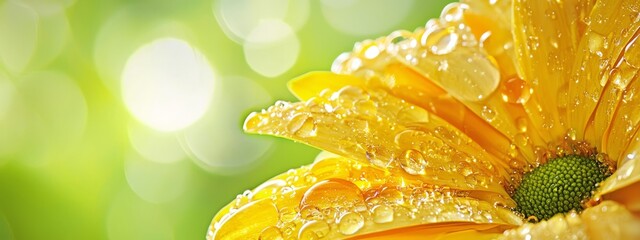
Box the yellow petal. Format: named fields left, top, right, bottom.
left=329, top=2, right=549, bottom=167
left=288, top=72, right=366, bottom=101
left=346, top=222, right=512, bottom=240
left=500, top=201, right=640, bottom=239
left=600, top=28, right=640, bottom=160
left=597, top=138, right=640, bottom=214
left=208, top=156, right=522, bottom=240
left=513, top=0, right=597, bottom=143
left=569, top=0, right=640, bottom=145
left=244, top=84, right=514, bottom=202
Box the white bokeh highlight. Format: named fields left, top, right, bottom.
left=106, top=190, right=174, bottom=240
left=243, top=19, right=299, bottom=77
left=124, top=152, right=189, bottom=203
left=320, top=0, right=414, bottom=36
left=122, top=38, right=216, bottom=132
left=0, top=1, right=37, bottom=74
left=213, top=0, right=309, bottom=43
left=128, top=121, right=187, bottom=164
left=183, top=76, right=273, bottom=174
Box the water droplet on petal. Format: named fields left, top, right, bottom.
left=515, top=117, right=528, bottom=133
left=372, top=205, right=394, bottom=223
left=440, top=2, right=468, bottom=23
left=481, top=106, right=496, bottom=122
left=514, top=133, right=529, bottom=147
left=567, top=128, right=577, bottom=141
left=397, top=105, right=429, bottom=123
left=587, top=31, right=605, bottom=55
left=507, top=144, right=518, bottom=158
left=287, top=114, right=317, bottom=138
left=338, top=212, right=364, bottom=235
left=354, top=100, right=377, bottom=116
left=279, top=207, right=297, bottom=223
left=298, top=220, right=330, bottom=240
left=400, top=149, right=426, bottom=175
left=500, top=77, right=532, bottom=104
left=259, top=226, right=284, bottom=240
left=363, top=44, right=381, bottom=59
left=422, top=26, right=459, bottom=55
left=300, top=179, right=365, bottom=211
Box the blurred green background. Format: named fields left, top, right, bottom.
left=0, top=0, right=454, bottom=239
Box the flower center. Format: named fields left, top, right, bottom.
left=512, top=154, right=612, bottom=221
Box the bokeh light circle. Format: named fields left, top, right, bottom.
left=320, top=0, right=414, bottom=37
left=0, top=1, right=37, bottom=74
left=121, top=38, right=216, bottom=132
left=213, top=0, right=309, bottom=43
left=0, top=72, right=14, bottom=121
left=128, top=122, right=187, bottom=164
left=183, top=76, right=274, bottom=174
left=243, top=19, right=299, bottom=77
left=124, top=152, right=190, bottom=203
left=106, top=190, right=174, bottom=240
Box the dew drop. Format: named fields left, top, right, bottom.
left=567, top=128, right=577, bottom=141
left=279, top=207, right=297, bottom=223
left=397, top=105, right=430, bottom=124
left=354, top=100, right=377, bottom=116
left=300, top=206, right=323, bottom=221
left=363, top=44, right=380, bottom=59
left=372, top=205, right=394, bottom=223
left=298, top=220, right=330, bottom=240
left=336, top=86, right=367, bottom=102
left=287, top=114, right=317, bottom=138
left=461, top=165, right=473, bottom=177
left=465, top=174, right=479, bottom=186
left=515, top=117, right=528, bottom=133
left=481, top=106, right=496, bottom=122
left=440, top=2, right=468, bottom=23
left=300, top=179, right=365, bottom=211
left=400, top=149, right=426, bottom=175
left=422, top=26, right=459, bottom=55
left=500, top=77, right=532, bottom=104
left=338, top=212, right=364, bottom=235
left=514, top=133, right=529, bottom=147
left=587, top=31, right=605, bottom=55
left=259, top=226, right=284, bottom=240
left=507, top=144, right=518, bottom=158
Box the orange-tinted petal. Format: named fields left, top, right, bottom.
left=569, top=0, right=640, bottom=145
left=600, top=27, right=640, bottom=159
left=245, top=84, right=514, bottom=203
left=597, top=136, right=640, bottom=214
left=500, top=201, right=640, bottom=239
left=208, top=156, right=522, bottom=240
left=347, top=222, right=512, bottom=240
left=512, top=0, right=597, bottom=143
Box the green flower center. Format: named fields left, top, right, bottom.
left=513, top=154, right=612, bottom=221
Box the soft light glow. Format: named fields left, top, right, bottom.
left=243, top=19, right=299, bottom=77
left=121, top=38, right=216, bottom=132
left=0, top=73, right=14, bottom=121
left=128, top=122, right=187, bottom=164
left=320, top=0, right=414, bottom=36
left=106, top=190, right=174, bottom=240
left=124, top=152, right=189, bottom=203
left=183, top=76, right=273, bottom=174
left=0, top=1, right=37, bottom=74
left=213, top=0, right=309, bottom=43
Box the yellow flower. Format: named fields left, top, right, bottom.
left=208, top=0, right=640, bottom=239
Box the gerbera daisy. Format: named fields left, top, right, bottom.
left=208, top=0, right=640, bottom=239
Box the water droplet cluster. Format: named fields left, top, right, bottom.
left=245, top=85, right=511, bottom=198
left=331, top=2, right=501, bottom=103
left=208, top=156, right=523, bottom=239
